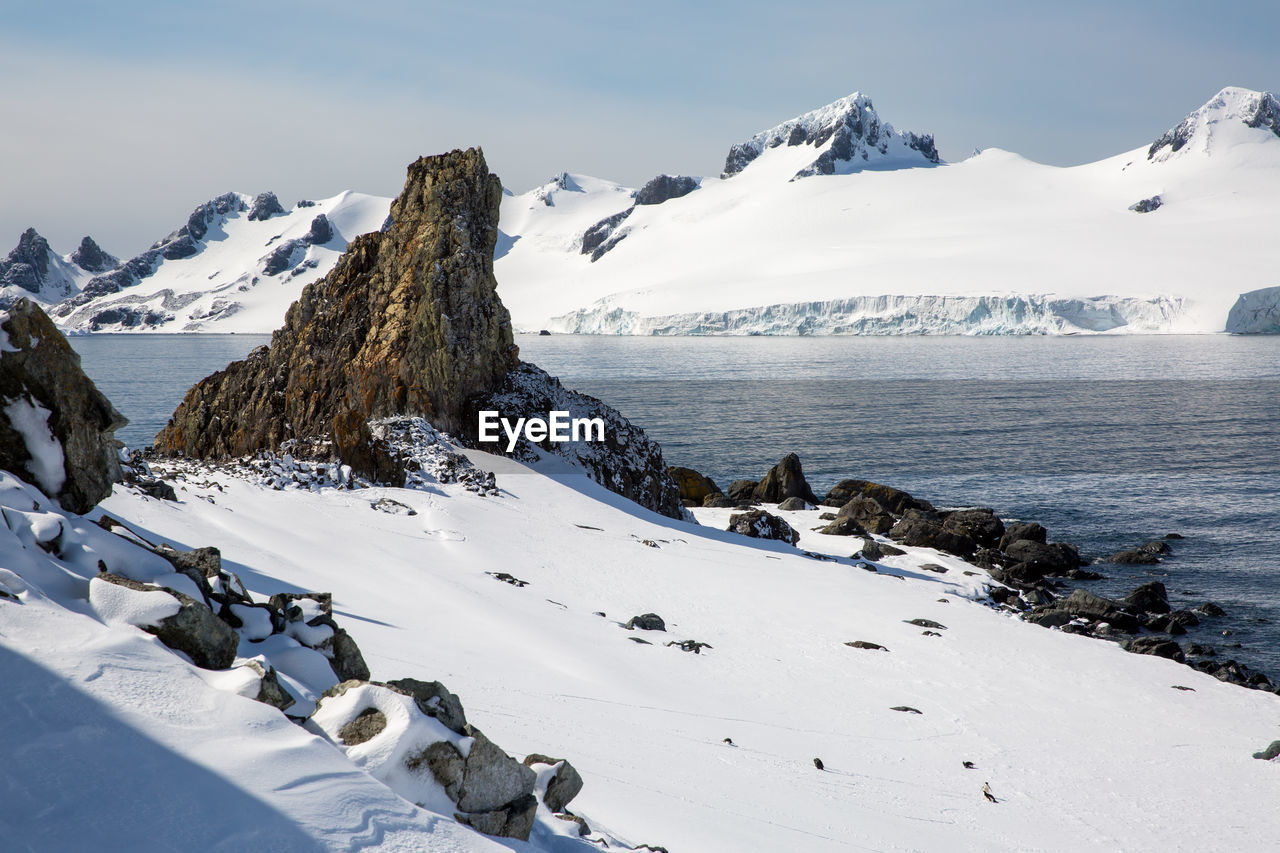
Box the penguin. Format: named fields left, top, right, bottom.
left=813, top=757, right=825, bottom=771
left=982, top=782, right=998, bottom=803
left=963, top=761, right=976, bottom=769
left=723, top=737, right=735, bottom=746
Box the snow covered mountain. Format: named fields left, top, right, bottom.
left=0, top=229, right=115, bottom=308
left=49, top=190, right=390, bottom=333
left=495, top=87, right=1280, bottom=335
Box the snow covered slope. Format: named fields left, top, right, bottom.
left=49, top=191, right=390, bottom=333
left=5, top=440, right=1276, bottom=851
left=495, top=87, right=1280, bottom=335
left=0, top=229, right=113, bottom=308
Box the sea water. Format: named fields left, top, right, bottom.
left=71, top=332, right=1280, bottom=677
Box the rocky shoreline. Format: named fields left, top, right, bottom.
left=671, top=454, right=1280, bottom=697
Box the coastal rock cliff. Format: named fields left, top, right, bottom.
left=0, top=298, right=125, bottom=511
left=155, top=150, right=683, bottom=518
left=155, top=148, right=519, bottom=453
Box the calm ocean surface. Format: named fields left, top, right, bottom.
left=71, top=333, right=1280, bottom=676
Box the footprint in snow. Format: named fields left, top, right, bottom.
left=423, top=528, right=465, bottom=541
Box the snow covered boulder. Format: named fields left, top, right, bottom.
left=523, top=754, right=584, bottom=813
left=91, top=573, right=239, bottom=669
left=0, top=299, right=125, bottom=512
left=727, top=509, right=799, bottom=545
left=313, top=680, right=537, bottom=840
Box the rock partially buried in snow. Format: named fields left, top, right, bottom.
left=523, top=753, right=584, bottom=813
left=727, top=509, right=799, bottom=545
left=91, top=573, right=238, bottom=670
left=0, top=299, right=125, bottom=512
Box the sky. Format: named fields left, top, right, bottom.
left=1, top=0, right=1277, bottom=257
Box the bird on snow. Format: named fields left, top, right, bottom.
left=982, top=782, right=998, bottom=803
left=813, top=758, right=825, bottom=771
left=962, top=761, right=976, bottom=769
left=723, top=737, right=735, bottom=746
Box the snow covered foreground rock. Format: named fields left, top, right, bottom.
left=6, top=433, right=1280, bottom=851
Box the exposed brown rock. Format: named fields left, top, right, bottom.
left=0, top=299, right=125, bottom=512
left=154, top=148, right=518, bottom=464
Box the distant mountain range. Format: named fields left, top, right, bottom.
left=8, top=87, right=1280, bottom=335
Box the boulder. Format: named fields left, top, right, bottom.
left=889, top=511, right=976, bottom=558
left=94, top=573, right=238, bottom=669
left=456, top=794, right=538, bottom=840
left=702, top=492, right=736, bottom=508
left=752, top=453, right=818, bottom=504
left=819, top=517, right=866, bottom=537
left=384, top=677, right=468, bottom=735
left=1031, top=589, right=1140, bottom=632
left=1002, top=539, right=1080, bottom=577
left=998, top=521, right=1047, bottom=551
left=523, top=754, right=584, bottom=812
left=1254, top=741, right=1280, bottom=761
left=626, top=613, right=666, bottom=631
left=727, top=509, right=799, bottom=545
left=823, top=479, right=933, bottom=514
left=725, top=479, right=759, bottom=502
left=0, top=299, right=126, bottom=512
left=939, top=508, right=1005, bottom=549
left=1124, top=581, right=1171, bottom=615
left=241, top=659, right=295, bottom=712
left=667, top=465, right=721, bottom=504
left=777, top=496, right=809, bottom=511
left=1109, top=549, right=1161, bottom=565
left=1122, top=635, right=1186, bottom=663
left=836, top=495, right=896, bottom=534
left=433, top=729, right=536, bottom=815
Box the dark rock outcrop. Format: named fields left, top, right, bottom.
left=753, top=453, right=818, bottom=504
left=384, top=677, right=468, bottom=735
left=1124, top=582, right=1171, bottom=615
left=475, top=363, right=683, bottom=518
left=305, top=213, right=333, bottom=245
left=1129, top=196, right=1163, bottom=213
left=0, top=299, right=125, bottom=511
left=70, top=236, right=119, bottom=273
left=626, top=613, right=666, bottom=631
left=580, top=207, right=633, bottom=261
left=1122, top=635, right=1186, bottom=663
left=633, top=175, right=699, bottom=206
left=668, top=466, right=720, bottom=504
left=725, top=479, right=759, bottom=502
left=889, top=510, right=976, bottom=558
left=999, top=521, right=1047, bottom=551
left=1, top=229, right=62, bottom=298
left=155, top=149, right=518, bottom=454
left=939, top=508, right=1005, bottom=549
left=247, top=192, right=286, bottom=221
left=727, top=509, right=799, bottom=545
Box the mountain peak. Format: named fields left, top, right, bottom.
left=70, top=236, right=119, bottom=274
left=722, top=91, right=940, bottom=180
left=1148, top=87, right=1280, bottom=161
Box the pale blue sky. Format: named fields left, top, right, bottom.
left=2, top=0, right=1276, bottom=254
